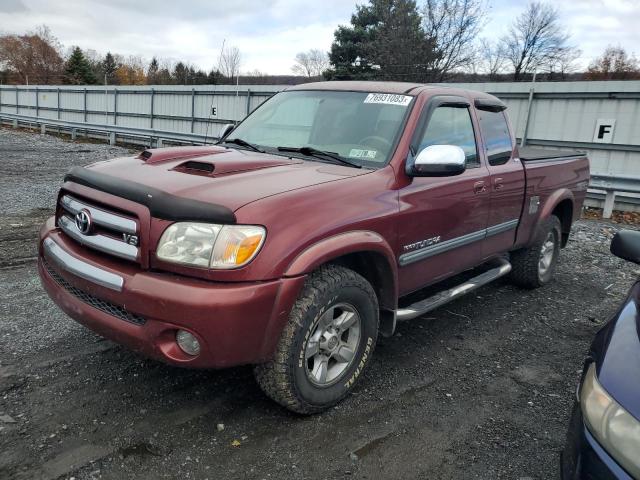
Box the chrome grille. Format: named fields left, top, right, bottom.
left=43, top=259, right=146, bottom=325
left=58, top=195, right=139, bottom=262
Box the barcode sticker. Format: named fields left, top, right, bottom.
left=364, top=93, right=412, bottom=106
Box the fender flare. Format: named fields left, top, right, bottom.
left=539, top=188, right=574, bottom=221
left=284, top=230, right=399, bottom=307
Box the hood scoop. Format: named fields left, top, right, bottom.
left=138, top=145, right=228, bottom=164
left=173, top=160, right=215, bottom=176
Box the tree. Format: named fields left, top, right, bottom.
left=292, top=49, right=329, bottom=77
left=477, top=38, right=506, bottom=79
left=421, top=0, right=486, bottom=81
left=114, top=55, right=146, bottom=85
left=586, top=46, right=640, bottom=80
left=207, top=69, right=224, bottom=84
left=172, top=61, right=188, bottom=84
left=500, top=2, right=578, bottom=81
left=219, top=45, right=242, bottom=82
left=99, top=52, right=118, bottom=84
left=327, top=0, right=437, bottom=81
left=64, top=47, right=97, bottom=84
left=147, top=56, right=159, bottom=84
left=0, top=25, right=64, bottom=84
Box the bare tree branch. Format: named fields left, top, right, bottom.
left=421, top=0, right=486, bottom=81
left=500, top=1, right=578, bottom=80
left=218, top=45, right=242, bottom=82
left=292, top=49, right=329, bottom=77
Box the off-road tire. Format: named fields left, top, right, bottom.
left=509, top=215, right=562, bottom=289
left=254, top=265, right=379, bottom=415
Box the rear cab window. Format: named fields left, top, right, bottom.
left=476, top=109, right=513, bottom=166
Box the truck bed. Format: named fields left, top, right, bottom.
left=519, top=146, right=585, bottom=162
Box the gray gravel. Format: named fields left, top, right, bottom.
left=1, top=127, right=639, bottom=480
left=0, top=127, right=133, bottom=268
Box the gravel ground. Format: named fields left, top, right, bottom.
left=1, top=127, right=639, bottom=480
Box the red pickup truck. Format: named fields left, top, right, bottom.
left=38, top=81, right=589, bottom=414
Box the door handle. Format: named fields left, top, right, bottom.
left=494, top=177, right=504, bottom=190
left=473, top=181, right=487, bottom=194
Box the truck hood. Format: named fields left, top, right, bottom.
left=81, top=146, right=371, bottom=211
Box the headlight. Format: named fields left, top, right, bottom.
left=156, top=222, right=265, bottom=269
left=581, top=363, right=640, bottom=478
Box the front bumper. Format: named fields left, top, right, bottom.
left=38, top=218, right=305, bottom=368
left=562, top=401, right=633, bottom=480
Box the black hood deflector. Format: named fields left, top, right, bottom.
left=64, top=166, right=237, bottom=224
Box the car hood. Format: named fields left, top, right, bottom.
left=81, top=145, right=371, bottom=212
left=593, top=280, right=640, bottom=421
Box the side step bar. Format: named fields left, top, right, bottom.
left=396, top=258, right=512, bottom=321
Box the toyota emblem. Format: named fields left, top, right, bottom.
left=75, top=209, right=92, bottom=235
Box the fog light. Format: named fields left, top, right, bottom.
left=176, top=330, right=200, bottom=356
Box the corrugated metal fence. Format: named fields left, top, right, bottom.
left=0, top=84, right=278, bottom=140
left=1, top=81, right=639, bottom=211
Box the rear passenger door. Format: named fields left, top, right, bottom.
left=474, top=101, right=526, bottom=257
left=397, top=96, right=491, bottom=295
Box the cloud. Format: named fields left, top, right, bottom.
left=0, top=0, right=637, bottom=74
left=0, top=0, right=27, bottom=13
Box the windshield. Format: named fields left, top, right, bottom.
left=225, top=90, right=414, bottom=168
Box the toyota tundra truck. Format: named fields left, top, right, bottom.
left=38, top=81, right=590, bottom=414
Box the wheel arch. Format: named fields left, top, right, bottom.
left=537, top=190, right=574, bottom=246
left=284, top=231, right=399, bottom=336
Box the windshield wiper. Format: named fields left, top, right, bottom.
left=220, top=138, right=264, bottom=153
left=277, top=146, right=362, bottom=169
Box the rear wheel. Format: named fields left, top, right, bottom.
left=254, top=265, right=378, bottom=414
left=509, top=215, right=562, bottom=289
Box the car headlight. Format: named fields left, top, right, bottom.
left=156, top=222, right=265, bottom=269
left=581, top=363, right=640, bottom=478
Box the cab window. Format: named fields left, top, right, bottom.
left=477, top=110, right=513, bottom=166
left=417, top=106, right=479, bottom=167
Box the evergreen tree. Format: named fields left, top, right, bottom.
left=207, top=69, right=224, bottom=84
left=147, top=56, right=159, bottom=84
left=172, top=62, right=188, bottom=84
left=64, top=46, right=97, bottom=84
left=100, top=52, right=118, bottom=84
left=327, top=0, right=437, bottom=81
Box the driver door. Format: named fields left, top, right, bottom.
left=397, top=96, right=491, bottom=295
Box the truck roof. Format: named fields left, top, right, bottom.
left=286, top=81, right=427, bottom=95
left=285, top=81, right=500, bottom=103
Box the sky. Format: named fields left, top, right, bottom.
left=0, top=0, right=638, bottom=74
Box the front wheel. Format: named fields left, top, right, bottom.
left=254, top=265, right=379, bottom=414
left=509, top=215, right=562, bottom=289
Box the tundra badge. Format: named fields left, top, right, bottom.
left=403, top=236, right=441, bottom=252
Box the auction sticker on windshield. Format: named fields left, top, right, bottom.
left=364, top=93, right=412, bottom=106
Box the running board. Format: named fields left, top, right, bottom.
left=396, top=258, right=512, bottom=321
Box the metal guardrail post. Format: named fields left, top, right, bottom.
left=190, top=88, right=195, bottom=133
left=57, top=88, right=61, bottom=119
left=246, top=89, right=251, bottom=115
left=83, top=88, right=87, bottom=123
left=114, top=89, right=118, bottom=125
left=109, top=132, right=116, bottom=145
left=150, top=88, right=155, bottom=129
left=15, top=86, right=18, bottom=114
left=35, top=87, right=39, bottom=117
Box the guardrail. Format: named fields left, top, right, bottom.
left=2, top=110, right=640, bottom=218
left=0, top=112, right=219, bottom=147
left=589, top=173, right=640, bottom=218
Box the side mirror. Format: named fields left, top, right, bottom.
left=611, top=230, right=640, bottom=265
left=407, top=145, right=466, bottom=177
left=219, top=123, right=235, bottom=140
